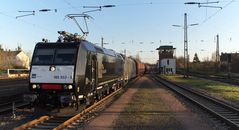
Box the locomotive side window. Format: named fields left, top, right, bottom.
left=32, top=49, right=54, bottom=65
left=54, top=49, right=77, bottom=65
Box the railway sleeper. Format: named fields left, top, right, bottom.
left=39, top=122, right=61, bottom=126
left=32, top=125, right=58, bottom=129
left=230, top=119, right=239, bottom=121
left=215, top=111, right=236, bottom=115
left=45, top=120, right=66, bottom=123
left=218, top=112, right=236, bottom=114
left=215, top=109, right=232, bottom=113
left=220, top=113, right=239, bottom=116
left=227, top=116, right=239, bottom=119
left=208, top=107, right=227, bottom=111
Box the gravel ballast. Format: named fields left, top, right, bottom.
left=83, top=76, right=215, bottom=130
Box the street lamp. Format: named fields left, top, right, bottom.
left=172, top=13, right=198, bottom=78
left=172, top=25, right=181, bottom=27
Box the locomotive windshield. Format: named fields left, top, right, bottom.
left=32, top=49, right=54, bottom=65
left=32, top=48, right=77, bottom=65
left=54, top=49, right=77, bottom=64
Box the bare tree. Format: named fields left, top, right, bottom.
left=176, top=56, right=184, bottom=69
left=211, top=51, right=216, bottom=62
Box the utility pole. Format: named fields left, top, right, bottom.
left=173, top=13, right=198, bottom=78
left=101, top=37, right=104, bottom=48
left=124, top=49, right=126, bottom=56
left=216, top=34, right=220, bottom=62
left=216, top=34, right=220, bottom=72
left=101, top=37, right=108, bottom=48
left=184, top=13, right=189, bottom=78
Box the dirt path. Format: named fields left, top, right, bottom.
left=82, top=75, right=215, bottom=130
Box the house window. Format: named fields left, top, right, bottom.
left=167, top=60, right=169, bottom=65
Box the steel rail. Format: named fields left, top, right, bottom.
left=14, top=116, right=50, bottom=130
left=14, top=76, right=140, bottom=130
left=14, top=88, right=123, bottom=130
left=0, top=99, right=28, bottom=113
left=152, top=75, right=239, bottom=129
left=54, top=87, right=122, bottom=130
left=0, top=78, right=27, bottom=84
left=178, top=70, right=239, bottom=86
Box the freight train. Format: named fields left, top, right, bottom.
left=27, top=31, right=145, bottom=110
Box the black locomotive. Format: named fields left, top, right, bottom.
left=27, top=31, right=145, bottom=109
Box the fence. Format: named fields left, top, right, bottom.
left=7, top=69, right=29, bottom=78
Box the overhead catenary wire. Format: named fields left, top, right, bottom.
left=116, top=1, right=184, bottom=6
left=189, top=0, right=236, bottom=31
left=203, top=0, right=235, bottom=22
left=63, top=0, right=81, bottom=11
left=0, top=11, right=56, bottom=34
left=1, top=1, right=237, bottom=43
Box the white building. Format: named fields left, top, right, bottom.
left=159, top=58, right=176, bottom=74
left=14, top=51, right=30, bottom=69
left=0, top=50, right=30, bottom=69
left=156, top=45, right=176, bottom=74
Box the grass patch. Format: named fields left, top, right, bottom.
left=114, top=87, right=182, bottom=129
left=163, top=74, right=239, bottom=102
left=0, top=70, right=7, bottom=75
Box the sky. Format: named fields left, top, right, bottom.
left=0, top=0, right=239, bottom=64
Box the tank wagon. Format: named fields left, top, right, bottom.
left=27, top=31, right=145, bottom=110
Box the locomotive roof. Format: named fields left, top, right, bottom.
left=35, top=42, right=81, bottom=48
left=82, top=41, right=116, bottom=57
left=35, top=41, right=117, bottom=57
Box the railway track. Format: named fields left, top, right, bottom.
left=178, top=70, right=239, bottom=86
left=0, top=98, right=30, bottom=114
left=0, top=78, right=28, bottom=85
left=152, top=74, right=239, bottom=130
left=0, top=78, right=29, bottom=113
left=0, top=78, right=28, bottom=98
left=15, top=86, right=124, bottom=130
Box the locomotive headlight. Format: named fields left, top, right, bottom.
left=32, top=84, right=37, bottom=89
left=50, top=66, right=56, bottom=71
left=68, top=85, right=73, bottom=89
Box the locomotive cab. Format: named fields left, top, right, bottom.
left=29, top=42, right=86, bottom=107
